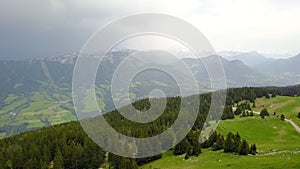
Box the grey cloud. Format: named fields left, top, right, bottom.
left=0, top=0, right=129, bottom=60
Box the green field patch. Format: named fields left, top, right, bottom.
left=217, top=116, right=300, bottom=152
left=2, top=97, right=27, bottom=112
left=254, top=96, right=300, bottom=126
left=21, top=101, right=54, bottom=113
left=26, top=120, right=44, bottom=129
left=4, top=94, right=18, bottom=104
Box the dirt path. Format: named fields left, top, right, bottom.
left=285, top=119, right=300, bottom=133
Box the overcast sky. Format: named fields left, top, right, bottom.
left=0, top=0, right=299, bottom=59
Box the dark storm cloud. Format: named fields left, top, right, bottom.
left=0, top=0, right=127, bottom=60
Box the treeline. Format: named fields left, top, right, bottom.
left=173, top=131, right=256, bottom=159
left=222, top=87, right=278, bottom=120
left=0, top=85, right=296, bottom=168
left=173, top=131, right=202, bottom=159
left=202, top=132, right=257, bottom=155
left=269, top=84, right=300, bottom=96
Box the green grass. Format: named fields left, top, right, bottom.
left=141, top=150, right=300, bottom=169
left=26, top=120, right=45, bottom=128
left=141, top=114, right=300, bottom=169
left=21, top=101, right=53, bottom=113
left=217, top=115, right=300, bottom=152
left=254, top=96, right=300, bottom=126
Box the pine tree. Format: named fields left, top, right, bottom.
left=213, top=135, right=224, bottom=151
left=239, top=139, right=250, bottom=155
left=174, top=138, right=190, bottom=155
left=260, top=108, right=269, bottom=118
left=43, top=145, right=51, bottom=164
left=224, top=132, right=235, bottom=153
left=0, top=151, right=4, bottom=167
left=186, top=144, right=193, bottom=156
left=252, top=101, right=256, bottom=108
left=221, top=106, right=234, bottom=120
left=40, top=160, right=48, bottom=169
left=250, top=144, right=257, bottom=155
left=25, top=158, right=40, bottom=169
left=184, top=154, right=189, bottom=160
left=281, top=114, right=285, bottom=121
left=191, top=142, right=202, bottom=156
left=53, top=150, right=64, bottom=169
left=189, top=133, right=202, bottom=156
left=234, top=132, right=241, bottom=153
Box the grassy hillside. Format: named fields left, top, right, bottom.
left=253, top=96, right=300, bottom=126
left=217, top=115, right=300, bottom=152
left=141, top=149, right=300, bottom=169
left=141, top=114, right=300, bottom=169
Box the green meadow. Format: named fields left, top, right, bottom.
left=141, top=108, right=300, bottom=169
left=253, top=96, right=300, bottom=126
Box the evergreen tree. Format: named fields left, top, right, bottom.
left=188, top=132, right=202, bottom=156
left=239, top=139, right=250, bottom=155
left=260, top=108, right=269, bottom=118
left=250, top=144, right=257, bottom=155
left=224, top=132, right=235, bottom=153
left=200, top=131, right=218, bottom=148
left=186, top=144, right=193, bottom=156
left=212, top=135, right=224, bottom=151
left=281, top=114, right=285, bottom=121
left=24, top=158, right=40, bottom=169
left=252, top=101, right=256, bottom=108
left=40, top=160, right=48, bottom=169
left=233, top=132, right=241, bottom=153
left=234, top=106, right=242, bottom=115
left=174, top=138, right=190, bottom=155
left=53, top=150, right=64, bottom=169
left=42, top=145, right=51, bottom=164
left=184, top=154, right=189, bottom=160
left=222, top=106, right=234, bottom=120
left=0, top=152, right=4, bottom=168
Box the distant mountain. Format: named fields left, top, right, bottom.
left=254, top=53, right=300, bottom=76
left=217, top=50, right=243, bottom=60
left=183, top=56, right=269, bottom=87
left=218, top=51, right=270, bottom=66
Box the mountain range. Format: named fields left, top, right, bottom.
left=0, top=49, right=300, bottom=138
